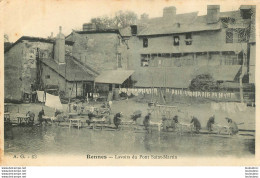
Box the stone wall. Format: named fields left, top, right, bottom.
left=4, top=39, right=73, bottom=101
left=4, top=43, right=24, bottom=101
left=41, top=64, right=83, bottom=98
left=67, top=32, right=129, bottom=72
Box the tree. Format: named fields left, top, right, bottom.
left=90, top=11, right=138, bottom=30
left=189, top=74, right=217, bottom=91
left=113, top=11, right=138, bottom=28
left=91, top=16, right=115, bottom=30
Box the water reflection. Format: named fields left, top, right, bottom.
left=4, top=125, right=254, bottom=157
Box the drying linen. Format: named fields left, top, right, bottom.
left=37, top=91, right=45, bottom=102
left=45, top=93, right=63, bottom=110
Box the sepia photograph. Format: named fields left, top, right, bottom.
left=1, top=0, right=258, bottom=166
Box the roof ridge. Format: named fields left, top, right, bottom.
left=71, top=56, right=99, bottom=76
left=5, top=36, right=73, bottom=53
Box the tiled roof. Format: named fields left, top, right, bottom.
left=95, top=70, right=134, bottom=84
left=134, top=65, right=242, bottom=88
left=41, top=55, right=97, bottom=82
left=66, top=29, right=121, bottom=40
left=137, top=12, right=223, bottom=36
left=137, top=9, right=253, bottom=36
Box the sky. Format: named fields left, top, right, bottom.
left=2, top=0, right=242, bottom=42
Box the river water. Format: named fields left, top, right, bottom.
left=4, top=125, right=254, bottom=158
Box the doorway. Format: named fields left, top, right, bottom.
left=83, top=82, right=93, bottom=97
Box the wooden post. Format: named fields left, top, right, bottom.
left=193, top=53, right=197, bottom=65
left=207, top=52, right=210, bottom=65
left=76, top=82, right=77, bottom=98
left=82, top=80, right=83, bottom=97
left=239, top=52, right=244, bottom=103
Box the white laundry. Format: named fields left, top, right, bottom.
left=45, top=93, right=63, bottom=110
left=36, top=91, right=45, bottom=102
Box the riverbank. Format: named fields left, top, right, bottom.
left=5, top=97, right=255, bottom=131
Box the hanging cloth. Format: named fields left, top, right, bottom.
left=37, top=91, right=45, bottom=102
left=45, top=93, right=63, bottom=110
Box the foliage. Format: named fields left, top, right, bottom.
left=189, top=74, right=218, bottom=91
left=90, top=11, right=138, bottom=30
left=91, top=16, right=115, bottom=30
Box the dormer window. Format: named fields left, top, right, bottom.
left=185, top=33, right=192, bottom=45
left=131, top=25, right=137, bottom=36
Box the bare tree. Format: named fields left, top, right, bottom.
left=90, top=11, right=138, bottom=30
left=113, top=11, right=138, bottom=28
left=91, top=16, right=115, bottom=30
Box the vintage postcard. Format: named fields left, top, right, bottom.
left=0, top=0, right=259, bottom=166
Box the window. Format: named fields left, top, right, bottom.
left=45, top=75, right=50, bottom=79
left=185, top=33, right=192, bottom=45
left=131, top=25, right=137, bottom=36
left=226, top=28, right=233, bottom=43
left=237, top=28, right=248, bottom=43
left=141, top=57, right=149, bottom=67
left=226, top=28, right=248, bottom=43
left=173, top=36, right=180, bottom=46
left=143, top=38, right=148, bottom=48
left=117, top=53, right=122, bottom=68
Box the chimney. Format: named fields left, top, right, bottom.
left=163, top=6, right=176, bottom=19
left=54, top=26, right=65, bottom=64
left=83, top=23, right=96, bottom=31
left=207, top=5, right=220, bottom=24
left=239, top=5, right=254, bottom=19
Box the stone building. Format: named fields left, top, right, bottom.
left=4, top=27, right=97, bottom=101
left=39, top=27, right=99, bottom=99
left=66, top=25, right=133, bottom=93
left=66, top=26, right=129, bottom=72
left=121, top=5, right=255, bottom=90
left=4, top=35, right=68, bottom=101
